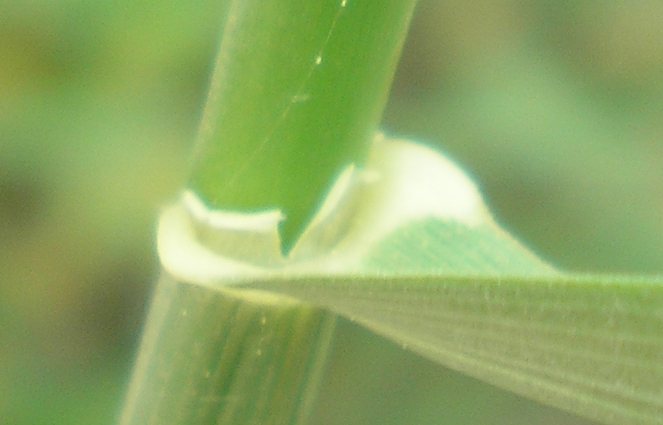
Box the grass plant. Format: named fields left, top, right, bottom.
left=119, top=1, right=663, bottom=424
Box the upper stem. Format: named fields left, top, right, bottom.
left=188, top=0, right=418, bottom=250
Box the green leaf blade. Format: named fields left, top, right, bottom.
left=163, top=135, right=663, bottom=424
left=249, top=274, right=663, bottom=425
left=364, top=218, right=557, bottom=275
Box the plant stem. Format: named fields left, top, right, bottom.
left=188, top=0, right=418, bottom=249
left=120, top=2, right=418, bottom=423
left=119, top=273, right=336, bottom=425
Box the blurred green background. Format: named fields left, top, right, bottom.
left=1, top=1, right=661, bottom=424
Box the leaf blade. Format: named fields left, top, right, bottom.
left=162, top=136, right=663, bottom=424
left=248, top=274, right=663, bottom=425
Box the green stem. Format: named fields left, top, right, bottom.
left=119, top=273, right=336, bottom=425
left=120, top=2, right=419, bottom=423
left=188, top=0, right=418, bottom=249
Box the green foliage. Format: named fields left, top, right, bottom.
left=164, top=136, right=663, bottom=425
left=251, top=273, right=663, bottom=425
left=2, top=1, right=663, bottom=425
